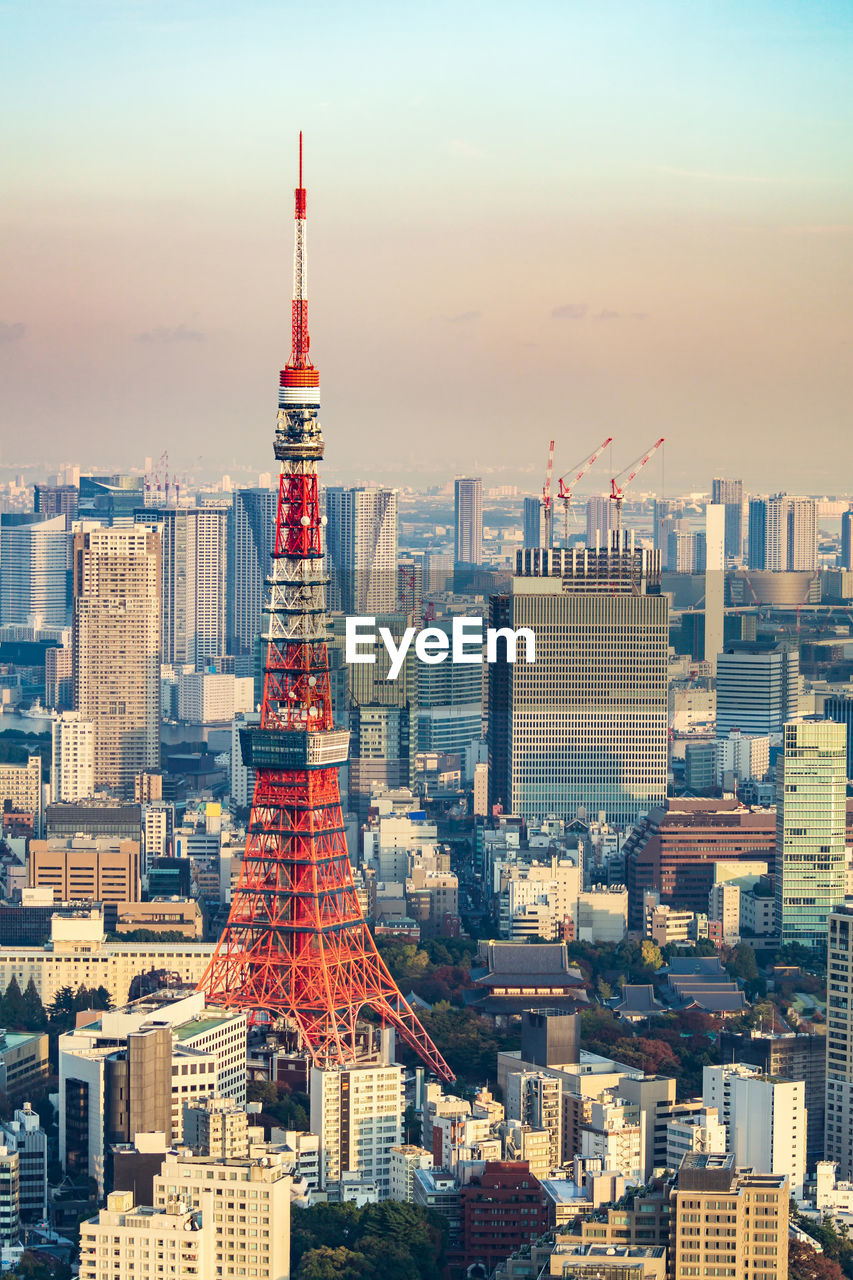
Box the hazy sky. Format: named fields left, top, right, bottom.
left=2, top=0, right=852, bottom=492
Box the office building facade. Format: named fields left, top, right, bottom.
left=51, top=711, right=95, bottom=803
left=711, top=477, right=744, bottom=561
left=493, top=544, right=668, bottom=827
left=715, top=642, right=799, bottom=736
left=0, top=513, right=68, bottom=626
left=827, top=901, right=853, bottom=1178
left=776, top=720, right=846, bottom=947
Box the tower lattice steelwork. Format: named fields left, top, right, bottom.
left=199, top=138, right=452, bottom=1081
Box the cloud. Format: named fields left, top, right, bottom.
left=445, top=310, right=481, bottom=324
left=551, top=305, right=647, bottom=322
left=0, top=322, right=26, bottom=344
left=551, top=303, right=588, bottom=320
left=594, top=309, right=648, bottom=321
left=656, top=165, right=799, bottom=185
left=135, top=324, right=206, bottom=344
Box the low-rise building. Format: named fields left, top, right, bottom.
left=670, top=1153, right=788, bottom=1280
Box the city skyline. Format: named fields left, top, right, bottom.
left=2, top=1, right=852, bottom=490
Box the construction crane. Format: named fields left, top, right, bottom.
left=542, top=439, right=555, bottom=548
left=609, top=437, right=665, bottom=540
left=557, top=436, right=613, bottom=546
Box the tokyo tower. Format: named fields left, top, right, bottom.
left=199, top=136, right=452, bottom=1081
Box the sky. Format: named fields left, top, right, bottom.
left=2, top=0, right=852, bottom=493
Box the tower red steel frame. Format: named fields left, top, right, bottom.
left=198, top=138, right=453, bottom=1081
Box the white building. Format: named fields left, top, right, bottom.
left=177, top=672, right=254, bottom=725
left=142, top=801, right=174, bottom=865
left=506, top=1071, right=562, bottom=1171
left=389, top=1145, right=434, bottom=1202
left=703, top=1062, right=805, bottom=1196
left=714, top=730, right=770, bottom=788
left=79, top=1191, right=210, bottom=1280
left=231, top=712, right=259, bottom=808
left=326, top=486, right=398, bottom=613
left=576, top=886, right=628, bottom=943
left=50, top=711, right=95, bottom=803
left=665, top=1107, right=727, bottom=1170
left=499, top=857, right=581, bottom=941
left=580, top=1094, right=644, bottom=1185
left=310, top=1061, right=403, bottom=1198
left=708, top=881, right=741, bottom=945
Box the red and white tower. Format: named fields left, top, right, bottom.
left=198, top=138, right=452, bottom=1080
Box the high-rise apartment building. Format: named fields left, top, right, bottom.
left=491, top=543, right=668, bottom=827
left=454, top=477, right=483, bottom=565
left=715, top=641, right=799, bottom=736
left=720, top=1029, right=826, bottom=1167
left=585, top=496, right=613, bottom=548
left=227, top=487, right=277, bottom=657
left=325, top=486, right=398, bottom=613
left=747, top=495, right=818, bottom=571
left=0, top=513, right=68, bottom=626
left=670, top=1153, right=788, bottom=1280
left=776, top=720, right=846, bottom=947
left=1, top=1103, right=47, bottom=1222
left=0, top=757, right=43, bottom=836
left=310, top=1061, right=403, bottom=1198
left=711, top=477, right=745, bottom=561
left=826, top=901, right=853, bottom=1178
left=73, top=526, right=161, bottom=797
left=34, top=483, right=79, bottom=528
left=51, top=711, right=95, bottom=803
left=135, top=507, right=228, bottom=667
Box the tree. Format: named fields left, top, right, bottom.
left=640, top=939, right=663, bottom=970
left=0, top=976, right=26, bottom=1029
left=788, top=1239, right=845, bottom=1280
left=295, top=1247, right=370, bottom=1280
left=21, top=978, right=47, bottom=1031
left=726, top=942, right=758, bottom=983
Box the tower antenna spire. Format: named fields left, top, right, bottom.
left=198, top=137, right=452, bottom=1082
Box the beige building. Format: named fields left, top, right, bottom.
left=671, top=1153, right=788, bottom=1280
left=29, top=838, right=140, bottom=903
left=0, top=911, right=214, bottom=1006
left=183, top=1097, right=252, bottom=1159
left=154, top=1152, right=291, bottom=1280
left=115, top=899, right=202, bottom=939
left=0, top=756, right=42, bottom=834
left=73, top=526, right=161, bottom=797
left=79, top=1191, right=211, bottom=1280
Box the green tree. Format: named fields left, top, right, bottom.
left=20, top=978, right=47, bottom=1031
left=640, top=939, right=663, bottom=970
left=726, top=942, right=758, bottom=983
left=295, top=1246, right=369, bottom=1280
left=0, top=976, right=27, bottom=1029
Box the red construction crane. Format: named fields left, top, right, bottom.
left=542, top=439, right=555, bottom=548
left=609, top=437, right=665, bottom=539
left=557, top=436, right=613, bottom=546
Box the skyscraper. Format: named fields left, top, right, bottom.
left=491, top=542, right=668, bottom=827
left=325, top=486, right=398, bottom=613
left=704, top=503, right=725, bottom=672
left=0, top=513, right=68, bottom=626
left=34, top=483, right=79, bottom=529
left=585, top=496, right=612, bottom=548
left=523, top=496, right=545, bottom=548
left=454, top=477, right=483, bottom=565
left=227, top=487, right=277, bottom=657
left=135, top=506, right=228, bottom=666
left=748, top=494, right=818, bottom=571
left=842, top=507, right=853, bottom=571
left=715, top=642, right=799, bottom=736
left=826, top=901, right=853, bottom=1177
left=776, top=720, right=846, bottom=948
left=73, top=526, right=161, bottom=797
left=711, top=477, right=744, bottom=561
